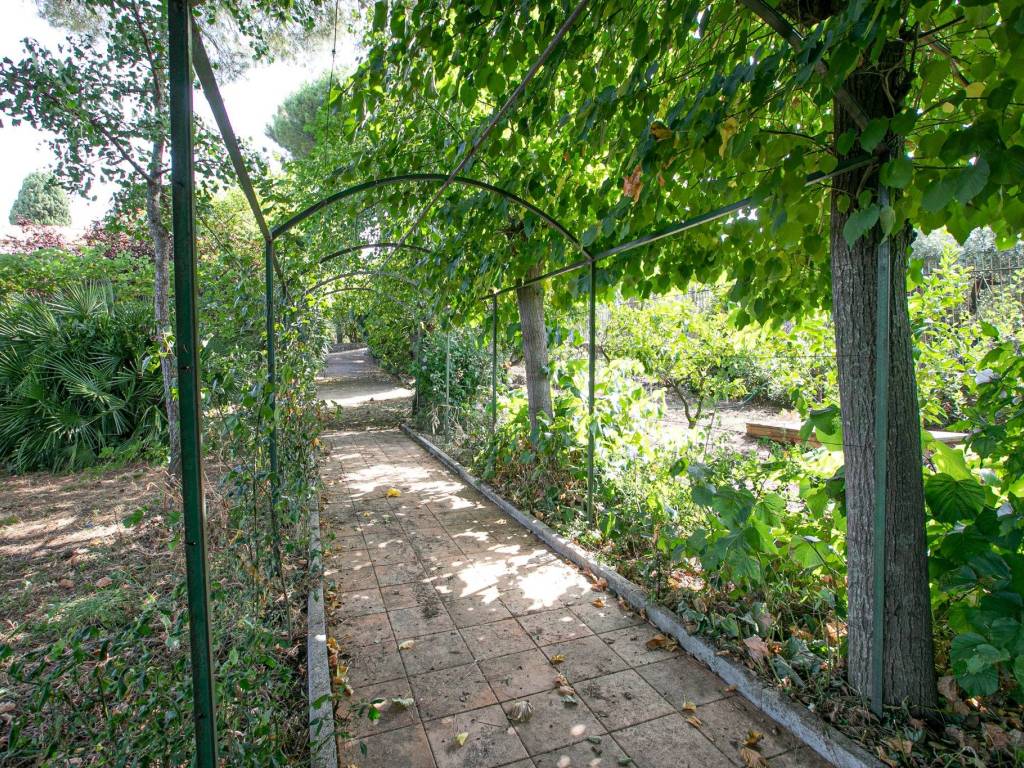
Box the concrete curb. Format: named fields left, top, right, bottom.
left=401, top=424, right=884, bottom=768
left=307, top=500, right=338, bottom=768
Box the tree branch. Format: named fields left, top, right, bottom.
left=738, top=0, right=871, bottom=130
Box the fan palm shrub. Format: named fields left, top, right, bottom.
left=0, top=282, right=164, bottom=472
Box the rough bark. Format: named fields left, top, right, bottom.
left=145, top=146, right=180, bottom=472
left=515, top=261, right=553, bottom=435
left=831, top=41, right=937, bottom=707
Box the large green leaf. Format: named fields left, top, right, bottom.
left=925, top=472, right=986, bottom=523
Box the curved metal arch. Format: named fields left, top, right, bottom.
left=321, top=285, right=424, bottom=316
left=319, top=241, right=431, bottom=265
left=307, top=268, right=422, bottom=296
left=270, top=174, right=587, bottom=260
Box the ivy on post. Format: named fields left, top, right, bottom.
left=166, top=0, right=218, bottom=763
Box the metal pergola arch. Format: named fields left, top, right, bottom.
left=167, top=0, right=898, bottom=763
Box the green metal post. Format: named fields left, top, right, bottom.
left=266, top=239, right=283, bottom=576
left=491, top=295, right=498, bottom=437
left=587, top=260, right=596, bottom=525
left=167, top=0, right=218, bottom=763
left=445, top=325, right=451, bottom=435
left=870, top=184, right=892, bottom=716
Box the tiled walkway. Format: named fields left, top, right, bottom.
left=319, top=350, right=829, bottom=768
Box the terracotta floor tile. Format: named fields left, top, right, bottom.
left=381, top=580, right=443, bottom=611
left=334, top=586, right=386, bottom=618
left=340, top=676, right=418, bottom=737
left=531, top=737, right=628, bottom=768
left=339, top=722, right=436, bottom=768
left=332, top=611, right=394, bottom=648
left=568, top=599, right=643, bottom=634
left=501, top=689, right=605, bottom=756
left=611, top=713, right=733, bottom=768
left=597, top=626, right=678, bottom=667
left=339, top=638, right=405, bottom=688
left=636, top=656, right=734, bottom=708
left=389, top=602, right=456, bottom=638
left=574, top=669, right=675, bottom=731
left=400, top=628, right=474, bottom=675
left=693, top=697, right=800, bottom=762
left=479, top=648, right=560, bottom=702
left=463, top=618, right=537, bottom=660
left=409, top=662, right=498, bottom=720
left=424, top=704, right=529, bottom=768
left=540, top=635, right=629, bottom=683
left=518, top=608, right=594, bottom=647
left=447, top=593, right=513, bottom=628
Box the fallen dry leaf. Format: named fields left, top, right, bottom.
left=454, top=732, right=469, bottom=747
left=681, top=701, right=697, bottom=714
left=592, top=577, right=608, bottom=592
left=686, top=715, right=704, bottom=729
left=937, top=675, right=970, bottom=715
left=391, top=697, right=414, bottom=710
left=557, top=685, right=575, bottom=696
left=398, top=639, right=415, bottom=650
left=645, top=634, right=675, bottom=651
left=743, top=731, right=763, bottom=748
left=739, top=746, right=768, bottom=767
left=385, top=488, right=401, bottom=498
left=591, top=598, right=605, bottom=608
left=508, top=700, right=533, bottom=723
left=94, top=576, right=113, bottom=589
left=550, top=654, right=566, bottom=664
left=743, top=635, right=771, bottom=664
left=326, top=637, right=340, bottom=653
left=883, top=738, right=912, bottom=757
left=984, top=722, right=1011, bottom=751
left=58, top=578, right=74, bottom=589
left=723, top=684, right=737, bottom=693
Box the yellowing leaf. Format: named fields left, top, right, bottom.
left=650, top=121, right=673, bottom=141
left=719, top=117, right=739, bottom=158
left=681, top=701, right=697, bottom=713
left=550, top=654, right=566, bottom=664
left=454, top=732, right=469, bottom=747
left=743, top=731, right=763, bottom=748
left=622, top=164, right=643, bottom=203
left=327, top=637, right=340, bottom=653
left=385, top=488, right=401, bottom=498
left=965, top=82, right=985, bottom=98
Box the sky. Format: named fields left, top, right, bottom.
left=0, top=0, right=360, bottom=229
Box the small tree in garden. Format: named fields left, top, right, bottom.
left=9, top=171, right=72, bottom=226
left=604, top=295, right=748, bottom=428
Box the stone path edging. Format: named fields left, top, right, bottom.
left=307, top=498, right=339, bottom=768
left=401, top=424, right=884, bottom=768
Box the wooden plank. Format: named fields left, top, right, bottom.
left=745, top=420, right=968, bottom=447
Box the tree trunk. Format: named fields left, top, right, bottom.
left=831, top=41, right=937, bottom=707
left=515, top=261, right=553, bottom=435
left=145, top=168, right=180, bottom=471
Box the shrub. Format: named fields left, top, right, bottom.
left=0, top=282, right=164, bottom=472
left=412, top=327, right=489, bottom=433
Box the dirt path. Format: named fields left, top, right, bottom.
left=316, top=349, right=828, bottom=768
